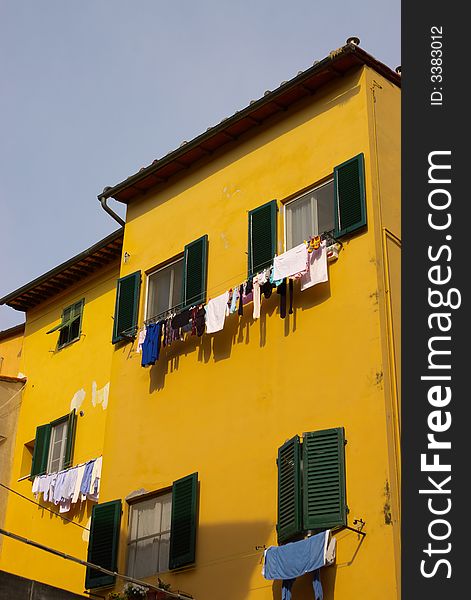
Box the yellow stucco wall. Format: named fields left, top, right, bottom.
left=96, top=66, right=401, bottom=600
left=0, top=264, right=119, bottom=589
left=0, top=326, right=24, bottom=377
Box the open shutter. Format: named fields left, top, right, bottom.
left=63, top=409, right=77, bottom=469
left=277, top=435, right=302, bottom=543
left=334, top=153, right=367, bottom=238
left=182, top=235, right=208, bottom=308
left=30, top=424, right=51, bottom=477
left=169, top=472, right=198, bottom=569
left=248, top=200, right=277, bottom=277
left=302, top=427, right=347, bottom=531
left=85, top=500, right=122, bottom=589
left=112, top=271, right=141, bottom=344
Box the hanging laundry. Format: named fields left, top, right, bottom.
left=80, top=459, right=96, bottom=498
left=238, top=284, right=244, bottom=316
left=253, top=276, right=261, bottom=320
left=262, top=280, right=274, bottom=299
left=171, top=309, right=191, bottom=329
left=88, top=456, right=103, bottom=501
left=301, top=240, right=328, bottom=291
left=72, top=463, right=86, bottom=503
left=136, top=328, right=147, bottom=353
left=262, top=531, right=335, bottom=600
left=277, top=279, right=287, bottom=319
left=194, top=306, right=206, bottom=336
left=229, top=287, right=240, bottom=314
left=288, top=279, right=294, bottom=315
left=273, top=243, right=309, bottom=281
left=141, top=322, right=162, bottom=367
left=205, top=292, right=230, bottom=334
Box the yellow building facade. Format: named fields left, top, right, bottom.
left=0, top=43, right=400, bottom=600
left=0, top=231, right=123, bottom=597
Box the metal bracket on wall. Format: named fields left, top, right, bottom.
left=336, top=518, right=366, bottom=537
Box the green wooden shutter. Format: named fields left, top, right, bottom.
left=30, top=424, right=52, bottom=477
left=63, top=409, right=77, bottom=469
left=169, top=472, right=198, bottom=569
left=182, top=235, right=208, bottom=307
left=248, top=200, right=277, bottom=277
left=334, top=153, right=367, bottom=238
left=302, top=427, right=347, bottom=531
left=277, top=435, right=302, bottom=543
left=112, top=271, right=141, bottom=344
left=85, top=500, right=122, bottom=589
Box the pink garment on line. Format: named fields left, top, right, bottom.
left=301, top=240, right=328, bottom=291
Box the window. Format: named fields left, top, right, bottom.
left=47, top=418, right=68, bottom=473
left=86, top=500, right=122, bottom=590
left=30, top=410, right=77, bottom=477
left=146, top=259, right=183, bottom=320
left=127, top=492, right=172, bottom=579
left=46, top=299, right=84, bottom=348
left=285, top=181, right=334, bottom=250
left=277, top=428, right=346, bottom=544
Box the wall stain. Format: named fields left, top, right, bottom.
left=383, top=480, right=392, bottom=525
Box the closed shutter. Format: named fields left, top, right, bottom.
left=334, top=153, right=367, bottom=238
left=182, top=235, right=208, bottom=307
left=277, top=435, right=302, bottom=543
left=248, top=200, right=277, bottom=277
left=169, top=473, right=198, bottom=569
left=85, top=500, right=122, bottom=589
left=302, top=428, right=347, bottom=531
left=63, top=409, right=77, bottom=469
left=30, top=424, right=52, bottom=478
left=112, top=271, right=141, bottom=344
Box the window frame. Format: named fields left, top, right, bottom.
left=46, top=415, right=69, bottom=473
left=144, top=256, right=184, bottom=321
left=126, top=488, right=173, bottom=579
left=46, top=298, right=84, bottom=349
left=283, top=178, right=334, bottom=251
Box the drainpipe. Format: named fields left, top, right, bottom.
left=98, top=187, right=125, bottom=227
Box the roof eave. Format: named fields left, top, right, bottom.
left=99, top=44, right=400, bottom=205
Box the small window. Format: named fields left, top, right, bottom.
left=284, top=181, right=334, bottom=250
left=127, top=492, right=172, bottom=579
left=146, top=259, right=183, bottom=320
left=30, top=410, right=77, bottom=477
left=46, top=299, right=84, bottom=349
left=47, top=418, right=68, bottom=473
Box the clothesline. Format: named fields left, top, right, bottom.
left=31, top=456, right=102, bottom=514
left=138, top=238, right=331, bottom=367
left=138, top=231, right=339, bottom=331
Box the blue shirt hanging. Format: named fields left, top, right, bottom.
left=141, top=322, right=162, bottom=367
left=263, top=531, right=331, bottom=600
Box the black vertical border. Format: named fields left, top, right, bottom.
left=403, top=2, right=467, bottom=598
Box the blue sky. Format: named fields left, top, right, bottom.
left=0, top=0, right=400, bottom=329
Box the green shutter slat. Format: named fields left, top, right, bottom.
left=277, top=435, right=302, bottom=544
left=182, top=235, right=208, bottom=308
left=169, top=472, right=198, bottom=569
left=85, top=499, right=122, bottom=589
left=334, top=153, right=367, bottom=238
left=30, top=424, right=51, bottom=478
left=63, top=409, right=77, bottom=469
left=302, top=428, right=346, bottom=531
left=112, top=271, right=141, bottom=344
left=248, top=200, right=277, bottom=277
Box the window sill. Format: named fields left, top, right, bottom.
left=57, top=335, right=81, bottom=351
